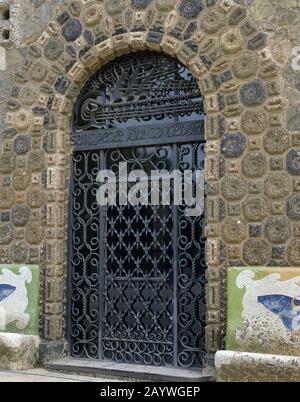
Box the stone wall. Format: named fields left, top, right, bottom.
left=0, top=0, right=299, bottom=362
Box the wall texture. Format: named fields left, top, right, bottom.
left=0, top=0, right=299, bottom=362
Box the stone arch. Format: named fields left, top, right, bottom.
left=0, top=0, right=288, bottom=362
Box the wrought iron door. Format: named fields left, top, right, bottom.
left=68, top=52, right=206, bottom=368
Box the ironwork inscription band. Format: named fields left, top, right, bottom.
left=71, top=120, right=205, bottom=151
left=72, top=52, right=204, bottom=131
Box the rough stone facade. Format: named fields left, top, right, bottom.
left=215, top=351, right=300, bottom=382
left=0, top=333, right=39, bottom=370
left=0, top=0, right=300, bottom=364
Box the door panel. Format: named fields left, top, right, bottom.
left=68, top=52, right=206, bottom=368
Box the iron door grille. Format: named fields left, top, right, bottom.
left=68, top=52, right=206, bottom=368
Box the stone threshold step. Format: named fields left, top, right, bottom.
left=47, top=358, right=214, bottom=382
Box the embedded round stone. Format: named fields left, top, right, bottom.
left=241, top=110, right=268, bottom=135
left=243, top=239, right=270, bottom=266
left=13, top=134, right=31, bottom=155
left=264, top=217, right=291, bottom=244
left=221, top=133, right=246, bottom=158
left=200, top=9, right=226, bottom=34
left=57, top=11, right=70, bottom=25
left=12, top=169, right=31, bottom=191
left=28, top=150, right=46, bottom=171
left=68, top=1, right=81, bottom=17
left=44, top=38, right=64, bottom=61
left=21, top=87, right=37, bottom=106
left=179, top=0, right=204, bottom=19
left=264, top=128, right=290, bottom=155
left=10, top=240, right=28, bottom=263
left=272, top=246, right=285, bottom=259
left=62, top=18, right=82, bottom=42
left=82, top=5, right=101, bottom=27
left=3, top=128, right=17, bottom=138
left=242, top=152, right=267, bottom=178
left=132, top=0, right=152, bottom=9
left=240, top=80, right=267, bottom=106
left=0, top=224, right=13, bottom=245
left=264, top=173, right=290, bottom=199
left=288, top=239, right=300, bottom=266
left=15, top=110, right=32, bottom=132
left=287, top=193, right=300, bottom=220
left=287, top=149, right=300, bottom=175
left=221, top=175, right=247, bottom=201
left=28, top=43, right=42, bottom=58
left=249, top=225, right=262, bottom=238
left=26, top=221, right=44, bottom=244
left=221, top=218, right=247, bottom=244
left=26, top=188, right=46, bottom=209
left=155, top=0, right=174, bottom=11
left=105, top=0, right=126, bottom=15
left=0, top=152, right=16, bottom=174
left=30, top=61, right=47, bottom=82
left=247, top=32, right=268, bottom=50
left=287, top=105, right=300, bottom=132
left=11, top=204, right=30, bottom=227
left=0, top=187, right=15, bottom=209
left=242, top=196, right=268, bottom=222
left=220, top=29, right=244, bottom=55
left=228, top=6, right=247, bottom=25
left=232, top=53, right=259, bottom=79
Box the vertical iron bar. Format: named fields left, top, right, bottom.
left=66, top=153, right=74, bottom=354
left=98, top=149, right=105, bottom=360
left=172, top=143, right=178, bottom=367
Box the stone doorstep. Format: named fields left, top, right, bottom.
left=47, top=358, right=214, bottom=382
left=0, top=333, right=40, bottom=371
left=215, top=351, right=300, bottom=382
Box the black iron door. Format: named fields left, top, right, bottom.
left=68, top=52, right=206, bottom=368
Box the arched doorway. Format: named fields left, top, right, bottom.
left=68, top=51, right=206, bottom=368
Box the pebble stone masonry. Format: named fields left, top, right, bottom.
left=0, top=0, right=300, bottom=364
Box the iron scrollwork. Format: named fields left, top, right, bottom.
left=72, top=51, right=204, bottom=132
left=69, top=52, right=206, bottom=368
